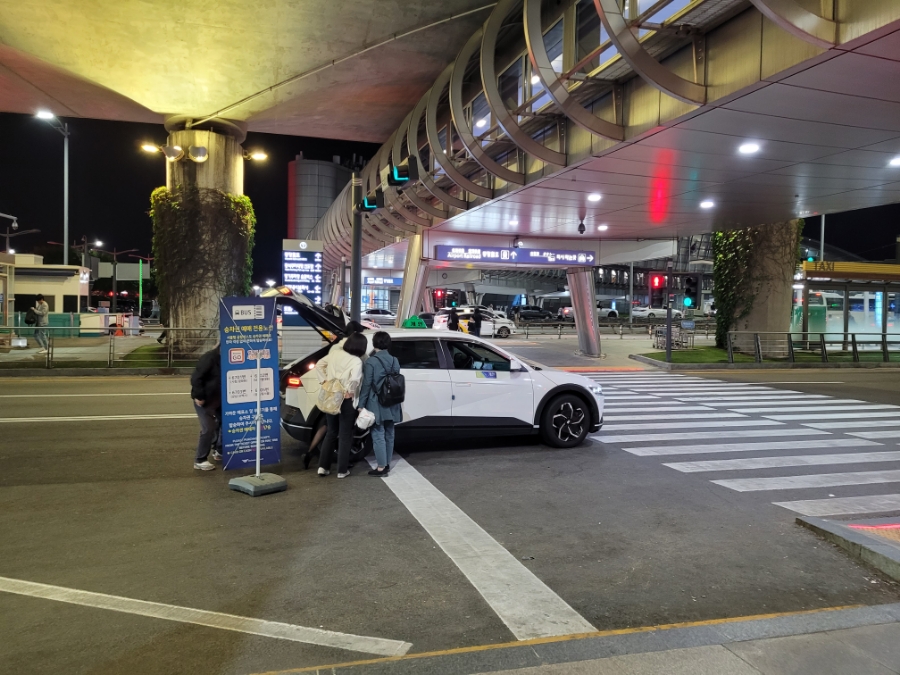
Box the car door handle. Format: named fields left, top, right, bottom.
left=456, top=383, right=472, bottom=387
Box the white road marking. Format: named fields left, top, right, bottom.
left=665, top=451, right=900, bottom=473
left=696, top=398, right=840, bottom=406
left=616, top=385, right=771, bottom=391
left=374, top=458, right=595, bottom=640
left=805, top=420, right=900, bottom=429
left=0, top=576, right=411, bottom=656
left=676, top=395, right=827, bottom=403
left=766, top=381, right=845, bottom=384
left=731, top=404, right=897, bottom=414
left=594, top=428, right=824, bottom=444
left=764, top=412, right=900, bottom=421
left=773, top=494, right=900, bottom=517
left=604, top=401, right=708, bottom=407
left=712, top=469, right=900, bottom=492
left=604, top=406, right=715, bottom=413
left=0, top=392, right=188, bottom=398
left=602, top=412, right=745, bottom=422
left=602, top=395, right=661, bottom=400
left=849, top=431, right=900, bottom=440
left=601, top=420, right=781, bottom=432
left=623, top=438, right=876, bottom=457
left=0, top=414, right=196, bottom=423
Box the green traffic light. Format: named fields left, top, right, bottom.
left=683, top=297, right=693, bottom=307
left=807, top=256, right=815, bottom=262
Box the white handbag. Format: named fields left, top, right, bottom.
left=356, top=407, right=376, bottom=430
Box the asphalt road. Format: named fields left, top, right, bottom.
left=2, top=371, right=900, bottom=674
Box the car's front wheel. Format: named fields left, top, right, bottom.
left=497, top=326, right=510, bottom=338
left=647, top=313, right=655, bottom=318
left=540, top=394, right=590, bottom=448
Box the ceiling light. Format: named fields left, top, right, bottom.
left=141, top=143, right=160, bottom=153
left=475, top=118, right=488, bottom=129
left=578, top=221, right=586, bottom=235
left=509, top=219, right=518, bottom=225
left=35, top=110, right=55, bottom=120
left=597, top=224, right=608, bottom=231
left=890, top=157, right=900, bottom=167
left=738, top=142, right=760, bottom=154
left=700, top=200, right=715, bottom=209
left=587, top=193, right=602, bottom=202
left=189, top=145, right=209, bottom=163
left=531, top=74, right=540, bottom=85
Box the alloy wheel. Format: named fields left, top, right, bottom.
left=551, top=401, right=586, bottom=442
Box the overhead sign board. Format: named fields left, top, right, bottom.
left=219, top=296, right=281, bottom=470
left=364, top=276, right=403, bottom=286
left=434, top=245, right=595, bottom=265
left=282, top=239, right=323, bottom=307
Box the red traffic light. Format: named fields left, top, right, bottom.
left=435, top=289, right=443, bottom=297
left=650, top=274, right=664, bottom=289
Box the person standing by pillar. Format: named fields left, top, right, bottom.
left=471, top=307, right=483, bottom=338
left=448, top=307, right=460, bottom=332
left=32, top=294, right=50, bottom=354
left=190, top=344, right=222, bottom=471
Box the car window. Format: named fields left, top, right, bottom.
left=446, top=340, right=511, bottom=372
left=389, top=339, right=442, bottom=369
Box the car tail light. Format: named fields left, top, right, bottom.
left=287, top=376, right=302, bottom=388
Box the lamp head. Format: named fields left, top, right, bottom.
left=141, top=143, right=160, bottom=153
left=11, top=219, right=18, bottom=231
left=577, top=221, right=586, bottom=235
left=246, top=150, right=268, bottom=161
left=36, top=110, right=55, bottom=120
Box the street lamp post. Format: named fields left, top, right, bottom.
left=0, top=213, right=40, bottom=253
left=36, top=111, right=71, bottom=265
left=92, top=246, right=139, bottom=313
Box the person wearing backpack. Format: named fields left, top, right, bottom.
left=315, top=332, right=367, bottom=478
left=358, top=332, right=404, bottom=477
left=31, top=294, right=50, bottom=354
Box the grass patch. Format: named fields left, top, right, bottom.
left=121, top=344, right=195, bottom=367
left=640, top=346, right=756, bottom=364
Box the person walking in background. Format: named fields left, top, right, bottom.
left=358, top=332, right=402, bottom=477
left=149, top=297, right=160, bottom=322
left=32, top=294, right=50, bottom=354
left=448, top=307, right=460, bottom=332
left=471, top=307, right=483, bottom=338
left=190, top=344, right=222, bottom=471
left=316, top=332, right=367, bottom=479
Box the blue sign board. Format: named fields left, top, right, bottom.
left=219, top=297, right=281, bottom=470
left=364, top=276, right=404, bottom=286
left=434, top=245, right=595, bottom=265
left=681, top=320, right=696, bottom=330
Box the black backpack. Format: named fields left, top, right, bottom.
left=24, top=308, right=37, bottom=325
left=377, top=355, right=405, bottom=407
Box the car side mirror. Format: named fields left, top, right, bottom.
left=510, top=359, right=527, bottom=372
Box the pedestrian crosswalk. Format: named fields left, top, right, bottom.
left=586, top=372, right=900, bottom=518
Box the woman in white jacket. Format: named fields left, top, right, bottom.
left=316, top=332, right=368, bottom=478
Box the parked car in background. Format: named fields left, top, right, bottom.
left=360, top=307, right=397, bottom=325
left=558, top=304, right=620, bottom=320
left=514, top=305, right=554, bottom=321
left=631, top=305, right=683, bottom=319
left=433, top=308, right=518, bottom=337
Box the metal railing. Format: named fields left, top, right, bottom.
left=727, top=331, right=900, bottom=364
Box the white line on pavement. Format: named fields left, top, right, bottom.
left=694, top=398, right=838, bottom=406
left=0, top=576, right=411, bottom=656
left=602, top=420, right=781, bottom=431
left=594, top=428, right=822, bottom=444
left=374, top=458, right=595, bottom=640
left=712, top=469, right=900, bottom=492
left=773, top=494, right=900, bottom=517
left=623, top=438, right=878, bottom=457
left=0, top=414, right=196, bottom=423
left=664, top=451, right=900, bottom=473
left=602, top=412, right=746, bottom=422
left=805, top=420, right=900, bottom=429
left=764, top=412, right=900, bottom=421
left=676, top=395, right=827, bottom=403
left=731, top=404, right=898, bottom=414
left=603, top=405, right=715, bottom=412
left=849, top=431, right=900, bottom=440
left=0, top=393, right=188, bottom=398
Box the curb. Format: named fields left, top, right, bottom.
left=798, top=517, right=900, bottom=583
left=0, top=368, right=194, bottom=378
left=627, top=354, right=900, bottom=370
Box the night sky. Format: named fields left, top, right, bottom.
left=1, top=110, right=899, bottom=277
left=0, top=113, right=378, bottom=282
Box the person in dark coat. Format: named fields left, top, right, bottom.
left=447, top=307, right=460, bottom=332
left=190, top=345, right=222, bottom=471
left=471, top=307, right=483, bottom=338
left=358, top=332, right=403, bottom=476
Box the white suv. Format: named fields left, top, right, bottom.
left=278, top=298, right=603, bottom=458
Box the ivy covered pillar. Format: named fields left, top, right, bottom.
left=713, top=220, right=803, bottom=354
left=149, top=118, right=255, bottom=332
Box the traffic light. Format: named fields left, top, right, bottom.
left=381, top=158, right=420, bottom=188
left=683, top=275, right=698, bottom=308
left=356, top=188, right=385, bottom=213
left=807, top=256, right=815, bottom=262
left=650, top=273, right=665, bottom=290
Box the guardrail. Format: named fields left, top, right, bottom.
left=519, top=318, right=714, bottom=339
left=727, top=331, right=900, bottom=364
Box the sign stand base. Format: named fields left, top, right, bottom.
left=228, top=473, right=287, bottom=497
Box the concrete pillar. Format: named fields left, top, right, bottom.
left=396, top=228, right=428, bottom=324
left=465, top=283, right=477, bottom=306
left=165, top=127, right=244, bottom=195
left=567, top=266, right=601, bottom=357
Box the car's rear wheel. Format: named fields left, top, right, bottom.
left=540, top=394, right=590, bottom=448
left=607, top=311, right=618, bottom=318
left=647, top=313, right=656, bottom=318
left=497, top=326, right=510, bottom=338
